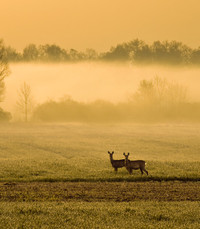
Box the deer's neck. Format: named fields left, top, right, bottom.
left=110, top=155, right=113, bottom=163
left=125, top=158, right=129, bottom=166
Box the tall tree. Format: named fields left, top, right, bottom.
left=23, top=44, right=39, bottom=61
left=0, top=40, right=12, bottom=122
left=0, top=40, right=10, bottom=102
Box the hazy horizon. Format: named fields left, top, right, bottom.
left=2, top=62, right=200, bottom=114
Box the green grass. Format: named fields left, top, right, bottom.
left=0, top=123, right=200, bottom=228
left=0, top=201, right=199, bottom=229
left=0, top=123, right=200, bottom=182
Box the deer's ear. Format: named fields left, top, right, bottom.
left=128, top=152, right=130, bottom=156
left=123, top=152, right=125, bottom=156
left=108, top=151, right=110, bottom=154
left=112, top=151, right=114, bottom=154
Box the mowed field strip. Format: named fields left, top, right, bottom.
left=1, top=181, right=200, bottom=201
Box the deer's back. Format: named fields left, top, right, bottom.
left=112, top=159, right=125, bottom=168
left=127, top=160, right=146, bottom=169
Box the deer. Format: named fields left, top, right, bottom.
left=123, top=152, right=148, bottom=175
left=108, top=151, right=125, bottom=172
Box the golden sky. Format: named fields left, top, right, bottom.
left=1, top=0, right=200, bottom=51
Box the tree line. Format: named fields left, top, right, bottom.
left=32, top=77, right=200, bottom=123
left=1, top=39, right=200, bottom=65
left=1, top=74, right=200, bottom=122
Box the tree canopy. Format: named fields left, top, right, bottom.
left=0, top=40, right=11, bottom=121
left=1, top=38, right=200, bottom=65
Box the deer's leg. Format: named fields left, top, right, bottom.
left=126, top=167, right=131, bottom=174
left=140, top=168, right=144, bottom=175
left=144, top=169, right=148, bottom=175
left=114, top=167, right=118, bottom=172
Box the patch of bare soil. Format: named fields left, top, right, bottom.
left=0, top=182, right=199, bottom=202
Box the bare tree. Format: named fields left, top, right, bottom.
left=131, top=76, right=187, bottom=107
left=0, top=62, right=10, bottom=102
left=17, top=82, right=34, bottom=122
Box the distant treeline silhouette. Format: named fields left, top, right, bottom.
left=33, top=78, right=200, bottom=123
left=1, top=39, right=200, bottom=65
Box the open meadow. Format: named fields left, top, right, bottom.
left=0, top=123, right=200, bottom=228
left=0, top=123, right=200, bottom=182
left=0, top=202, right=200, bottom=229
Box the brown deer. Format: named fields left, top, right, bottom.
left=108, top=151, right=125, bottom=172
left=123, top=152, right=148, bottom=175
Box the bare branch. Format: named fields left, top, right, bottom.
left=16, top=82, right=34, bottom=122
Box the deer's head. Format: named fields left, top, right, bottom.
left=108, top=151, right=114, bottom=155
left=123, top=152, right=130, bottom=165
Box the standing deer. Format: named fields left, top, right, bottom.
left=123, top=152, right=148, bottom=175
left=108, top=151, right=125, bottom=172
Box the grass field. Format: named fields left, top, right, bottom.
left=0, top=123, right=200, bottom=228
left=0, top=123, right=200, bottom=182
left=0, top=202, right=200, bottom=229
